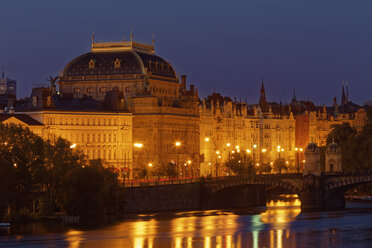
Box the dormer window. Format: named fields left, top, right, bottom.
left=114, top=58, right=121, bottom=68
left=89, top=59, right=95, bottom=69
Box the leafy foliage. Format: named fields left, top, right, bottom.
left=273, top=158, right=287, bottom=174
left=326, top=107, right=372, bottom=171
left=224, top=152, right=254, bottom=176
left=0, top=124, right=120, bottom=221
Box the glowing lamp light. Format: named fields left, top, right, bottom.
left=300, top=148, right=303, bottom=152
left=277, top=145, right=281, bottom=149
left=148, top=163, right=153, bottom=167
left=13, top=163, right=17, bottom=168
left=134, top=143, right=143, bottom=148
left=235, top=145, right=240, bottom=149
left=286, top=161, right=289, bottom=164
left=262, top=148, right=267, bottom=153
left=256, top=163, right=260, bottom=166
left=302, top=160, right=306, bottom=163
left=218, top=155, right=221, bottom=159
left=295, top=147, right=298, bottom=151
left=216, top=150, right=220, bottom=155
left=226, top=143, right=231, bottom=147
left=187, top=160, right=192, bottom=164
left=232, top=151, right=235, bottom=154
left=281, top=148, right=284, bottom=152
left=246, top=149, right=251, bottom=153
left=70, top=143, right=77, bottom=149
left=270, top=162, right=273, bottom=165
left=253, top=144, right=257, bottom=148
left=237, top=149, right=240, bottom=153
left=175, top=141, right=181, bottom=147
left=205, top=137, right=210, bottom=142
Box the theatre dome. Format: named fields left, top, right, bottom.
left=62, top=40, right=177, bottom=79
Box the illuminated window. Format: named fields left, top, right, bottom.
left=73, top=88, right=81, bottom=94
left=87, top=87, right=94, bottom=93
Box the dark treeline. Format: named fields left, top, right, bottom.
left=326, top=107, right=372, bottom=171
left=0, top=124, right=121, bottom=222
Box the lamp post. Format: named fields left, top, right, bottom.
left=261, top=148, right=267, bottom=165
left=175, top=141, right=181, bottom=179
left=147, top=163, right=152, bottom=181
left=134, top=143, right=147, bottom=179
left=215, top=150, right=220, bottom=177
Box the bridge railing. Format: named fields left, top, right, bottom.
left=122, top=177, right=201, bottom=187
left=121, top=173, right=305, bottom=187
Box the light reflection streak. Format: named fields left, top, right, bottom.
left=204, top=236, right=211, bottom=248
left=66, top=230, right=82, bottom=248
left=60, top=194, right=301, bottom=248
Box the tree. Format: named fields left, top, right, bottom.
left=60, top=159, right=120, bottom=217
left=0, top=123, right=120, bottom=220
left=326, top=108, right=372, bottom=172
left=158, top=162, right=177, bottom=178
left=257, top=163, right=272, bottom=174
left=224, top=153, right=254, bottom=176
left=273, top=158, right=287, bottom=174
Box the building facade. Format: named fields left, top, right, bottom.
left=0, top=37, right=367, bottom=179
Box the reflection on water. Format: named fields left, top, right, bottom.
left=2, top=195, right=372, bottom=247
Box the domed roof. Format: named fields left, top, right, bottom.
left=62, top=51, right=177, bottom=79
left=305, top=142, right=319, bottom=152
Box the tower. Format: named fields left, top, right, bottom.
left=303, top=142, right=321, bottom=176
left=258, top=76, right=269, bottom=112
left=341, top=81, right=347, bottom=106
left=325, top=142, right=342, bottom=173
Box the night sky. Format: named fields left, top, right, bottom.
left=1, top=0, right=371, bottom=105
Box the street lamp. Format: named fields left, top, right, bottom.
left=175, top=142, right=181, bottom=179
left=70, top=143, right=76, bottom=149
left=133, top=143, right=147, bottom=179
left=134, top=143, right=143, bottom=148
left=295, top=147, right=303, bottom=173
left=205, top=137, right=210, bottom=142
left=147, top=163, right=152, bottom=180
left=215, top=150, right=220, bottom=177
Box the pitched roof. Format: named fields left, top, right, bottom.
left=0, top=114, right=43, bottom=126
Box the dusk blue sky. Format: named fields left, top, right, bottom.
left=1, top=0, right=371, bottom=105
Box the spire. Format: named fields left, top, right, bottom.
left=130, top=28, right=133, bottom=42
left=152, top=32, right=155, bottom=47
left=346, top=80, right=349, bottom=103
left=341, top=81, right=347, bottom=106
left=91, top=30, right=95, bottom=47
left=293, top=88, right=296, bottom=101
left=258, top=74, right=269, bottom=112
left=1, top=65, right=4, bottom=79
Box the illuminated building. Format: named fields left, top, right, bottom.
left=0, top=35, right=367, bottom=178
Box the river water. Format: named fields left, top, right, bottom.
left=1, top=195, right=372, bottom=248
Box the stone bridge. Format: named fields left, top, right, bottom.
left=201, top=172, right=372, bottom=210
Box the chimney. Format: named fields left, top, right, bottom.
left=190, top=84, right=194, bottom=94
left=181, top=75, right=187, bottom=90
